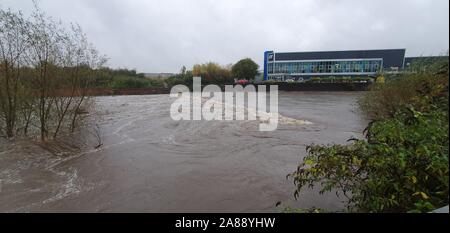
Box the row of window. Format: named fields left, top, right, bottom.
left=267, top=60, right=382, bottom=74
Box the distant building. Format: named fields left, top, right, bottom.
left=144, top=73, right=175, bottom=78
left=263, top=49, right=406, bottom=81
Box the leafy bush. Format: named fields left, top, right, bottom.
left=167, top=62, right=238, bottom=88
left=289, top=106, right=448, bottom=213
left=406, top=55, right=449, bottom=74
left=231, top=58, right=259, bottom=81
left=166, top=72, right=194, bottom=88
left=289, top=60, right=449, bottom=213
left=192, top=62, right=233, bottom=85
left=92, top=67, right=166, bottom=89
left=110, top=76, right=165, bottom=88
left=359, top=57, right=449, bottom=120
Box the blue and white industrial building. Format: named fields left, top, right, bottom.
left=263, top=49, right=407, bottom=81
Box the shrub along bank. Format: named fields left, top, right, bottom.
left=289, top=58, right=449, bottom=213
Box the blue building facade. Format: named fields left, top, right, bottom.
left=263, top=49, right=406, bottom=81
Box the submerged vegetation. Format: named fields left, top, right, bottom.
left=0, top=5, right=105, bottom=141
left=289, top=57, right=449, bottom=213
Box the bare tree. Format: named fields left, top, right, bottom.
left=23, top=5, right=61, bottom=141
left=52, top=24, right=85, bottom=138
left=0, top=3, right=106, bottom=142
left=69, top=40, right=107, bottom=133
left=0, top=8, right=30, bottom=138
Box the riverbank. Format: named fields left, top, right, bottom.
left=289, top=61, right=449, bottom=212
left=82, top=83, right=369, bottom=96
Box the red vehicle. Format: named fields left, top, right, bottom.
left=235, top=79, right=249, bottom=85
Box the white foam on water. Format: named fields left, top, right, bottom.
left=194, top=96, right=313, bottom=126
left=42, top=167, right=95, bottom=206
left=0, top=169, right=23, bottom=185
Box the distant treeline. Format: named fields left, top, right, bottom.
left=93, top=67, right=165, bottom=89
left=165, top=59, right=259, bottom=88
left=95, top=58, right=260, bottom=89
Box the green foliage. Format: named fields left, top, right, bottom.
left=110, top=76, right=146, bottom=88
left=359, top=65, right=449, bottom=120
left=290, top=106, right=448, bottom=213
left=231, top=58, right=259, bottom=81
left=166, top=59, right=259, bottom=88
left=406, top=55, right=449, bottom=75
left=165, top=71, right=194, bottom=88
left=290, top=61, right=449, bottom=213
left=93, top=67, right=164, bottom=88
left=192, top=62, right=233, bottom=85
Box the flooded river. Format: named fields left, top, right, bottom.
left=0, top=92, right=367, bottom=212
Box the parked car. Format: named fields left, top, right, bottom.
left=235, top=79, right=249, bottom=85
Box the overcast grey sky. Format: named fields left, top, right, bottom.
left=1, top=0, right=449, bottom=73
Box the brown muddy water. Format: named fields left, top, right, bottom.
left=0, top=92, right=367, bottom=213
